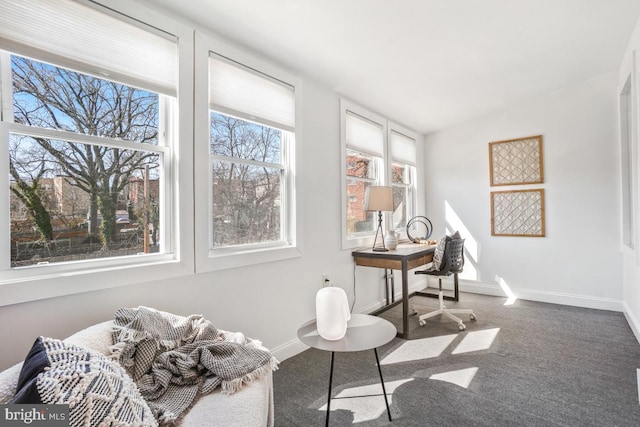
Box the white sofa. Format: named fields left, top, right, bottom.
left=0, top=320, right=274, bottom=426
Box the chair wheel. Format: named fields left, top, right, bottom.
left=470, top=313, right=476, bottom=321
left=458, top=323, right=466, bottom=331
left=419, top=320, right=426, bottom=327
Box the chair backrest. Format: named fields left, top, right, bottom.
left=440, top=238, right=465, bottom=274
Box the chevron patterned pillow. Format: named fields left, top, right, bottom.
left=12, top=336, right=157, bottom=427
left=432, top=231, right=461, bottom=271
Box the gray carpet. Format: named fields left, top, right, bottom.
left=274, top=293, right=640, bottom=426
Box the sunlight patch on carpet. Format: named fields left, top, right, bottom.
left=430, top=367, right=478, bottom=389
left=452, top=328, right=499, bottom=354
left=318, top=379, right=413, bottom=423
left=380, top=334, right=458, bottom=365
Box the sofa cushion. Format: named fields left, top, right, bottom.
left=64, top=320, right=114, bottom=356
left=11, top=336, right=157, bottom=427
left=0, top=362, right=23, bottom=404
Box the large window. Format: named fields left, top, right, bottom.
left=0, top=0, right=177, bottom=275
left=208, top=54, right=294, bottom=252
left=194, top=44, right=298, bottom=270
left=210, top=112, right=290, bottom=248
left=5, top=55, right=168, bottom=268
left=341, top=100, right=418, bottom=248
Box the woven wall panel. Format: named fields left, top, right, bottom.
left=489, top=135, right=543, bottom=186
left=491, top=189, right=545, bottom=237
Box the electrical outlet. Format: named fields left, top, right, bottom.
left=322, top=274, right=330, bottom=286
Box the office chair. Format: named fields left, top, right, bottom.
left=415, top=238, right=476, bottom=331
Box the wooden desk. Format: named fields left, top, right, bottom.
left=352, top=243, right=435, bottom=339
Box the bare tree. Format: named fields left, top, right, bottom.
left=210, top=114, right=281, bottom=246
left=11, top=56, right=159, bottom=248
left=8, top=139, right=53, bottom=241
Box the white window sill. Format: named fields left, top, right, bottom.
left=198, top=244, right=302, bottom=272
left=0, top=255, right=192, bottom=306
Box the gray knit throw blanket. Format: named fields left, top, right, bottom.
left=109, top=306, right=277, bottom=425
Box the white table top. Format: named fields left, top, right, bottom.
left=297, top=314, right=397, bottom=352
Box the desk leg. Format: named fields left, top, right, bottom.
left=374, top=348, right=392, bottom=421
left=325, top=351, right=335, bottom=427
left=384, top=269, right=390, bottom=306
left=402, top=258, right=409, bottom=340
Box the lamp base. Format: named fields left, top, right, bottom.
left=371, top=210, right=388, bottom=252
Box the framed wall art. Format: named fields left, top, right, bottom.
left=491, top=189, right=545, bottom=237
left=489, top=135, right=543, bottom=186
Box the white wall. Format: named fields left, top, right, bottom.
left=0, top=2, right=425, bottom=370
left=423, top=71, right=622, bottom=310
left=619, top=15, right=640, bottom=341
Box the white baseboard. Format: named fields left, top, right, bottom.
left=459, top=280, right=623, bottom=312
left=623, top=301, right=640, bottom=345
left=271, top=338, right=309, bottom=362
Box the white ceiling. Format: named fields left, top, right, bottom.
left=136, top=0, right=640, bottom=134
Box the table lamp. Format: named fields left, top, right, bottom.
left=316, top=286, right=351, bottom=340
left=364, top=186, right=393, bottom=251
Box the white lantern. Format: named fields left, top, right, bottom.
left=315, top=287, right=351, bottom=340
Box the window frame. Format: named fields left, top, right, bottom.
left=387, top=123, right=418, bottom=240
left=194, top=31, right=302, bottom=272
left=0, top=1, right=194, bottom=306
left=340, top=99, right=388, bottom=249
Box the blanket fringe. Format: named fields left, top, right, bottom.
left=220, top=357, right=279, bottom=395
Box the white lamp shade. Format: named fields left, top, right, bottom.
left=315, top=287, right=351, bottom=340
left=364, top=186, right=393, bottom=212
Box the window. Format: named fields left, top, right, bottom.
left=341, top=101, right=418, bottom=248
left=210, top=112, right=289, bottom=248
left=389, top=128, right=417, bottom=233
left=345, top=113, right=385, bottom=236
left=194, top=38, right=300, bottom=271
left=0, top=0, right=178, bottom=279
left=5, top=55, right=169, bottom=268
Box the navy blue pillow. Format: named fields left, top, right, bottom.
left=11, top=336, right=49, bottom=403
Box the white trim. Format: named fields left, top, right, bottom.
left=623, top=301, right=640, bottom=345
left=194, top=30, right=303, bottom=273
left=0, top=125, right=9, bottom=271
left=0, top=2, right=195, bottom=306
left=0, top=52, right=12, bottom=122
left=0, top=258, right=191, bottom=307
left=271, top=338, right=309, bottom=363
left=340, top=98, right=388, bottom=250
left=459, top=280, right=623, bottom=312
left=5, top=122, right=169, bottom=153
left=634, top=50, right=640, bottom=265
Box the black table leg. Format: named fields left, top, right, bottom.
left=374, top=348, right=392, bottom=421
left=326, top=351, right=335, bottom=427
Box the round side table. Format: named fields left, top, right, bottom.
left=297, top=314, right=397, bottom=426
